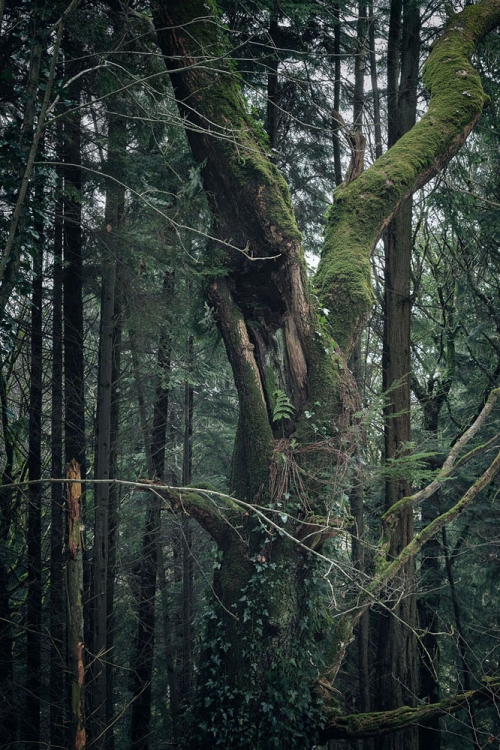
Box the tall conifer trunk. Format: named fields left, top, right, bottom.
left=50, top=157, right=66, bottom=748
left=179, top=337, right=194, bottom=705
left=0, top=372, right=16, bottom=744
left=106, top=264, right=123, bottom=750
left=62, top=40, right=87, bottom=745
left=23, top=189, right=43, bottom=750
left=91, top=108, right=124, bottom=749
left=375, top=3, right=420, bottom=748
left=130, top=272, right=173, bottom=750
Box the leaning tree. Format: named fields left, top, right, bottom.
left=141, top=1, right=500, bottom=747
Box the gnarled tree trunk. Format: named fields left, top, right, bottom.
left=149, top=1, right=500, bottom=747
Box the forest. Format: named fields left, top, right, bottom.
left=1, top=0, right=500, bottom=748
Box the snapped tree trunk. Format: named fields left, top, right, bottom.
left=66, top=460, right=86, bottom=750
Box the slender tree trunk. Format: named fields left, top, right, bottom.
left=353, top=0, right=367, bottom=129
left=91, top=107, right=125, bottom=749
left=130, top=495, right=161, bottom=750
left=0, top=370, right=16, bottom=745
left=23, top=183, right=44, bottom=750
left=106, top=264, right=123, bottom=750
left=0, top=31, right=42, bottom=314
left=63, top=67, right=85, bottom=483
left=179, top=338, right=194, bottom=703
left=150, top=272, right=174, bottom=480
left=442, top=528, right=481, bottom=750
left=157, top=540, right=180, bottom=742
left=67, top=460, right=86, bottom=750
left=91, top=249, right=115, bottom=750
left=375, top=3, right=420, bottom=749
left=333, top=1, right=342, bottom=186
left=350, top=345, right=373, bottom=750
left=50, top=159, right=66, bottom=748
left=129, top=294, right=181, bottom=739
left=368, top=0, right=383, bottom=159
left=412, top=313, right=455, bottom=750
left=130, top=272, right=173, bottom=750
left=267, top=1, right=279, bottom=157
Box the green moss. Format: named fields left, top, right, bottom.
left=316, top=0, right=496, bottom=353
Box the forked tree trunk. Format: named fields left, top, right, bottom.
left=150, top=1, right=500, bottom=746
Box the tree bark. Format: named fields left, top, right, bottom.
left=66, top=460, right=86, bottom=750
left=0, top=374, right=17, bottom=746
left=106, top=262, right=123, bottom=750
left=376, top=5, right=420, bottom=747
left=130, top=272, right=173, bottom=750
left=179, top=339, right=194, bottom=705
left=50, top=150, right=66, bottom=750
left=23, top=177, right=44, bottom=750
left=91, top=108, right=123, bottom=750
left=319, top=678, right=500, bottom=741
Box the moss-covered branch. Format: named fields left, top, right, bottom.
left=208, top=279, right=275, bottom=499
left=383, top=386, right=500, bottom=523
left=317, top=0, right=500, bottom=352
left=369, top=443, right=500, bottom=598
left=138, top=480, right=246, bottom=548
left=151, top=0, right=301, bottom=262
left=319, top=677, right=500, bottom=741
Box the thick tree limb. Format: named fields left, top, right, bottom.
left=208, top=279, right=274, bottom=500
left=137, top=480, right=246, bottom=549
left=317, top=0, right=500, bottom=352
left=151, top=0, right=314, bottom=434
left=319, top=678, right=500, bottom=741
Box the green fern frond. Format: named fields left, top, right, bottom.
left=272, top=389, right=295, bottom=423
